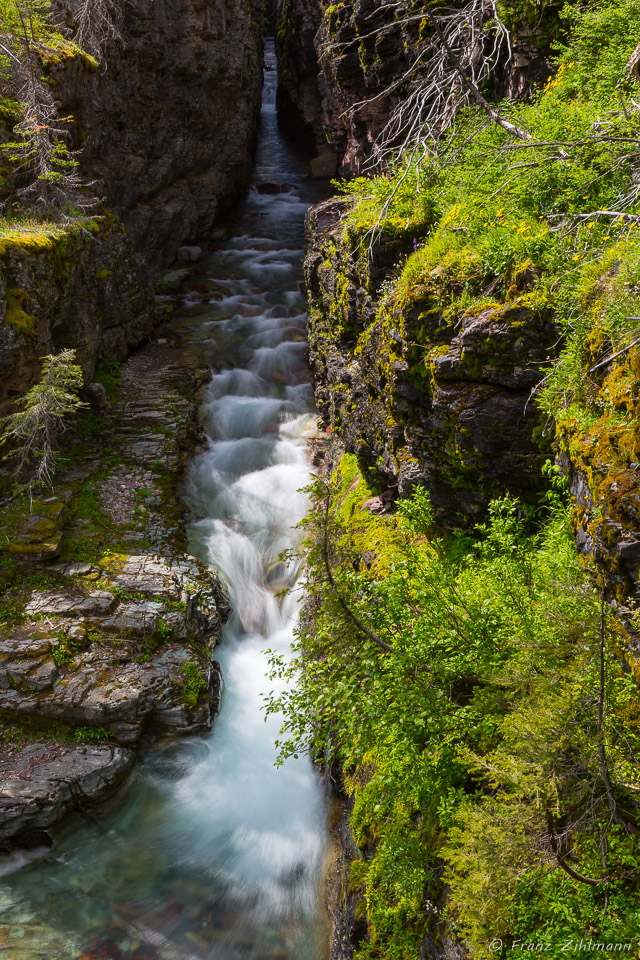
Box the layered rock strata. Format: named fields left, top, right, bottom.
left=0, top=330, right=230, bottom=848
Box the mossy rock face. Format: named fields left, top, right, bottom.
left=0, top=216, right=158, bottom=422
left=0, top=498, right=67, bottom=562
left=557, top=345, right=640, bottom=634
left=4, top=287, right=36, bottom=335
left=305, top=198, right=558, bottom=524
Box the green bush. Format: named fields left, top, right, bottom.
left=73, top=725, right=113, bottom=743
left=266, top=459, right=640, bottom=958
left=179, top=660, right=207, bottom=706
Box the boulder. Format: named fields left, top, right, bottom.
left=0, top=742, right=134, bottom=846
left=25, top=590, right=115, bottom=617
left=310, top=153, right=338, bottom=178
left=176, top=246, right=203, bottom=263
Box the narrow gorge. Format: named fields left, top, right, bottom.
left=0, top=2, right=639, bottom=960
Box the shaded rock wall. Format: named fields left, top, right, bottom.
left=305, top=198, right=557, bottom=523
left=55, top=0, right=264, bottom=269
left=276, top=0, right=552, bottom=175
left=0, top=219, right=157, bottom=420
left=276, top=0, right=420, bottom=173
left=275, top=0, right=326, bottom=154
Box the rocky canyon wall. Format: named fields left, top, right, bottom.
left=0, top=0, right=264, bottom=418
left=276, top=0, right=560, bottom=523
left=304, top=199, right=557, bottom=524
left=289, top=0, right=640, bottom=587
left=276, top=0, right=550, bottom=175
left=0, top=218, right=157, bottom=420
left=57, top=0, right=264, bottom=270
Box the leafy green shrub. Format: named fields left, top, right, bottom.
left=266, top=461, right=640, bottom=958
left=179, top=660, right=207, bottom=706
left=73, top=724, right=113, bottom=743
left=51, top=629, right=85, bottom=669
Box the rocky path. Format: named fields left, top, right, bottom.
left=0, top=329, right=230, bottom=849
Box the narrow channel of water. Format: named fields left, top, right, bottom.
left=0, top=43, right=329, bottom=960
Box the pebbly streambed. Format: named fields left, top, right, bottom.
left=0, top=42, right=330, bottom=960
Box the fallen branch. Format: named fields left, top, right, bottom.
left=588, top=336, right=640, bottom=375
left=546, top=809, right=607, bottom=887
left=429, top=15, right=531, bottom=143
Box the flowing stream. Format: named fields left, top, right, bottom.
left=0, top=43, right=329, bottom=960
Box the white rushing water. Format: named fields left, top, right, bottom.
left=0, top=43, right=329, bottom=960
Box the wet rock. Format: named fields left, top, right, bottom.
left=155, top=268, right=191, bottom=294
left=0, top=743, right=134, bottom=847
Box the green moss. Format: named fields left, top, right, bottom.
left=4, top=286, right=35, bottom=333
left=37, top=37, right=98, bottom=72
left=179, top=659, right=208, bottom=706
left=0, top=223, right=65, bottom=258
